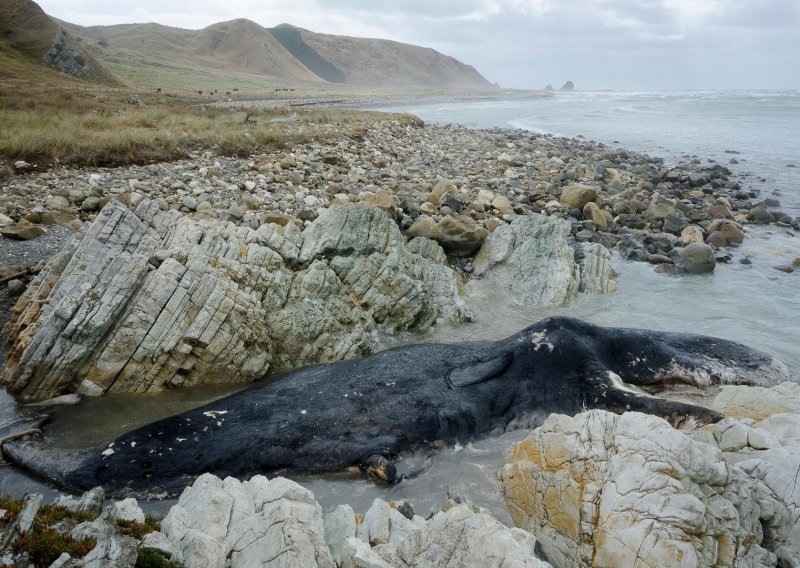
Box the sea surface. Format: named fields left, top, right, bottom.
left=1, top=91, right=798, bottom=523
left=382, top=90, right=800, bottom=367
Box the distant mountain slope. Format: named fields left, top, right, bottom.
left=65, top=18, right=324, bottom=85
left=0, top=0, right=117, bottom=83
left=268, top=25, right=346, bottom=84
left=49, top=10, right=493, bottom=92
left=294, top=26, right=492, bottom=89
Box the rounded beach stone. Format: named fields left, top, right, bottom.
left=560, top=184, right=597, bottom=210
left=679, top=243, right=716, bottom=274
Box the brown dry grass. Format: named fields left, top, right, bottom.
left=0, top=88, right=420, bottom=170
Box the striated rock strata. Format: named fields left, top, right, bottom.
left=473, top=214, right=615, bottom=305
left=1, top=200, right=468, bottom=400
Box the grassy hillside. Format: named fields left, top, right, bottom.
left=297, top=26, right=493, bottom=89
left=51, top=14, right=494, bottom=93
left=59, top=18, right=327, bottom=92
left=0, top=0, right=118, bottom=84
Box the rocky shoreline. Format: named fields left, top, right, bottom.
left=1, top=115, right=800, bottom=566
left=4, top=118, right=797, bottom=273
left=2, top=117, right=799, bottom=398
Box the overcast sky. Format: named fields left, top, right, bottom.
left=37, top=0, right=800, bottom=90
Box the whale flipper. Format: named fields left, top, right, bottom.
left=589, top=371, right=723, bottom=428
left=447, top=352, right=514, bottom=388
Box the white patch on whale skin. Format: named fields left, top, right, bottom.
left=176, top=438, right=186, bottom=442
left=300, top=409, right=307, bottom=415
left=101, top=448, right=115, bottom=458
left=130, top=441, right=136, bottom=448
left=531, top=331, right=554, bottom=352
left=203, top=410, right=228, bottom=419
left=607, top=371, right=652, bottom=397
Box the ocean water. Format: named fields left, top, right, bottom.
left=382, top=91, right=800, bottom=369
left=1, top=91, right=798, bottom=523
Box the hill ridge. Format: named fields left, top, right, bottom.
left=5, top=0, right=495, bottom=92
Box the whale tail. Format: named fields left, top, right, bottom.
left=2, top=434, right=95, bottom=493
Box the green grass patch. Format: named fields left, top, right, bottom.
left=35, top=504, right=96, bottom=526
left=12, top=527, right=96, bottom=567
left=0, top=495, right=24, bottom=523
left=116, top=515, right=160, bottom=540
left=0, top=497, right=99, bottom=567
left=135, top=548, right=182, bottom=568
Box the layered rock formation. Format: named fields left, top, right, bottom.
left=2, top=194, right=622, bottom=400
left=501, top=382, right=800, bottom=567
left=472, top=214, right=615, bottom=306
left=161, top=475, right=335, bottom=567
left=350, top=501, right=551, bottom=568
left=1, top=201, right=467, bottom=400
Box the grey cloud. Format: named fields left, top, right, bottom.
left=309, top=0, right=496, bottom=20
left=35, top=0, right=800, bottom=89
left=712, top=0, right=800, bottom=29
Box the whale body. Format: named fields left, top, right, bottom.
left=2, top=317, right=790, bottom=498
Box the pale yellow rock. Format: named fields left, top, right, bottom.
left=491, top=195, right=513, bottom=215
left=501, top=410, right=775, bottom=567
left=406, top=216, right=437, bottom=239
left=428, top=180, right=456, bottom=206
left=582, top=202, right=607, bottom=230
left=559, top=184, right=597, bottom=210
left=711, top=381, right=800, bottom=421
left=419, top=202, right=437, bottom=215
left=360, top=190, right=398, bottom=220
left=681, top=225, right=705, bottom=246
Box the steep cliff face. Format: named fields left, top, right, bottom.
left=0, top=0, right=117, bottom=83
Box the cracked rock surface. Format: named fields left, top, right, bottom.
left=501, top=381, right=800, bottom=568
left=161, top=474, right=551, bottom=568
left=472, top=214, right=615, bottom=306
left=473, top=214, right=579, bottom=307
left=161, top=474, right=334, bottom=568
left=1, top=201, right=467, bottom=400
left=500, top=410, right=779, bottom=567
